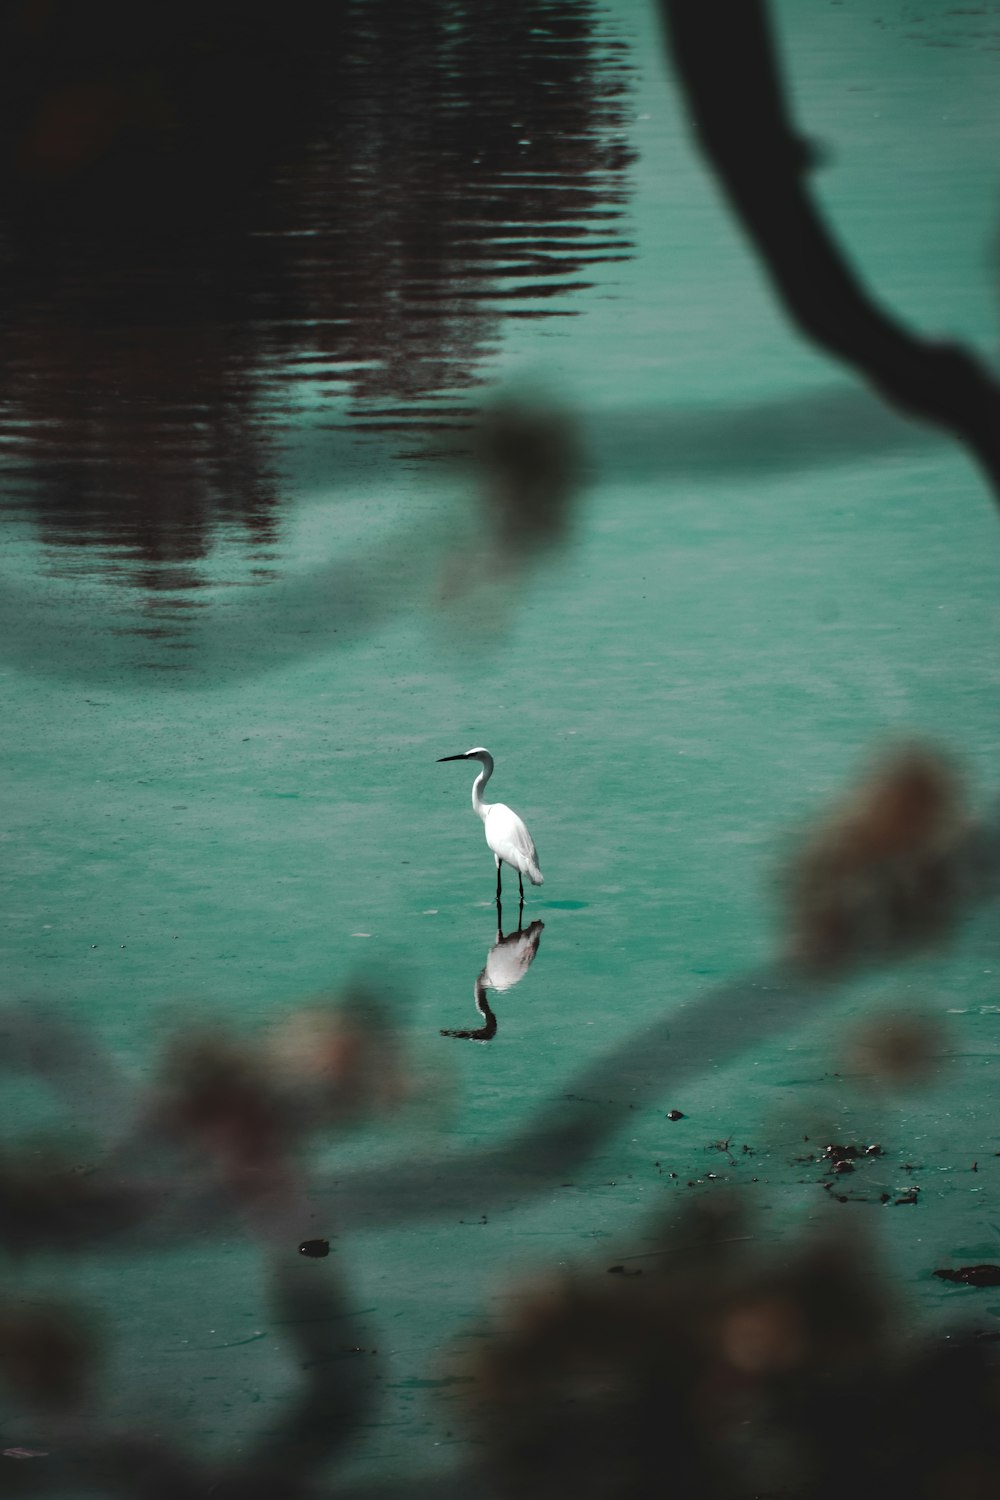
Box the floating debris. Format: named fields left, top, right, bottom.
left=298, top=1239, right=330, bottom=1259
left=934, top=1265, right=1000, bottom=1288
left=817, top=1142, right=883, bottom=1170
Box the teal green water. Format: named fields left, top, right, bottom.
left=3, top=1, right=1000, bottom=1481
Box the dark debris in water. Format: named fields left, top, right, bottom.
left=820, top=1142, right=884, bottom=1175
left=934, top=1265, right=1000, bottom=1288
left=298, top=1238, right=330, bottom=1259
left=800, top=1141, right=884, bottom=1175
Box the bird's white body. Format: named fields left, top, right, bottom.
left=438, top=746, right=543, bottom=894
left=479, top=801, right=543, bottom=887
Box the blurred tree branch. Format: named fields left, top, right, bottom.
left=659, top=0, right=1000, bottom=509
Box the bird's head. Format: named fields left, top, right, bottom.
left=437, top=747, right=493, bottom=765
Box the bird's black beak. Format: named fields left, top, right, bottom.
left=437, top=754, right=468, bottom=762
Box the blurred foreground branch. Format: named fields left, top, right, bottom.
left=659, top=0, right=1000, bottom=509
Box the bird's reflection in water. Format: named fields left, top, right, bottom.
left=441, top=913, right=544, bottom=1043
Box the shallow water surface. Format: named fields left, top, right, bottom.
left=2, top=1, right=1000, bottom=1486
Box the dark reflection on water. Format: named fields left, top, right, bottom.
left=441, top=915, right=544, bottom=1041
left=0, top=1, right=635, bottom=589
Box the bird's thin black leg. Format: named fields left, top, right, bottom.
left=496, top=862, right=502, bottom=906
left=518, top=869, right=524, bottom=925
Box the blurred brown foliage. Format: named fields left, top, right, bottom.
left=0, top=1300, right=95, bottom=1413
left=843, top=1008, right=949, bottom=1089
left=464, top=1198, right=1000, bottom=1500
left=784, top=746, right=973, bottom=975
left=152, top=989, right=409, bottom=1202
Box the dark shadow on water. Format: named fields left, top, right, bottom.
left=0, top=0, right=952, bottom=634
left=0, top=0, right=635, bottom=586
left=0, top=377, right=948, bottom=688
left=589, top=383, right=942, bottom=485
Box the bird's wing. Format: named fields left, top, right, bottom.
left=487, top=804, right=539, bottom=863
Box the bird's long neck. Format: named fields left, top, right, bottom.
left=471, top=754, right=494, bottom=820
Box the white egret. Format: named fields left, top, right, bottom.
left=437, top=747, right=543, bottom=904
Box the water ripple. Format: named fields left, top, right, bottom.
left=0, top=0, right=636, bottom=594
